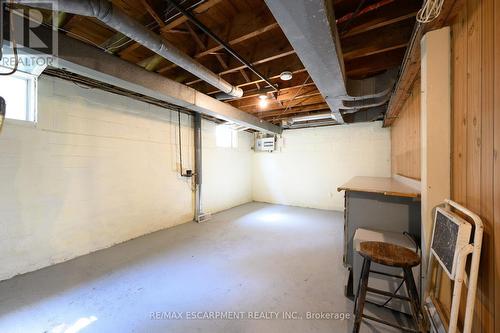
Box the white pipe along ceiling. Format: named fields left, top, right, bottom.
left=12, top=0, right=243, bottom=98
left=4, top=2, right=281, bottom=134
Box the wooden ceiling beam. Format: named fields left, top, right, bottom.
left=333, top=0, right=381, bottom=19
left=244, top=95, right=327, bottom=115
left=62, top=16, right=115, bottom=46
left=341, top=18, right=413, bottom=60
left=53, top=12, right=72, bottom=29
left=232, top=92, right=323, bottom=110
left=140, top=0, right=166, bottom=28
left=183, top=20, right=256, bottom=88
left=191, top=53, right=304, bottom=93
left=247, top=94, right=327, bottom=113
left=195, top=23, right=279, bottom=59
left=338, top=0, right=421, bottom=38
left=184, top=47, right=295, bottom=84
left=178, top=15, right=412, bottom=94
left=185, top=21, right=206, bottom=50
left=201, top=68, right=312, bottom=97
left=229, top=85, right=320, bottom=108
left=384, top=0, right=461, bottom=126
left=100, top=32, right=129, bottom=53
left=237, top=47, right=406, bottom=114
left=160, top=0, right=223, bottom=32
left=344, top=47, right=406, bottom=79
left=258, top=103, right=331, bottom=120
left=344, top=43, right=408, bottom=61
left=227, top=82, right=317, bottom=103
left=237, top=68, right=307, bottom=89
left=342, top=12, right=417, bottom=38
left=157, top=9, right=280, bottom=74
left=166, top=35, right=295, bottom=86
left=137, top=54, right=165, bottom=71
left=117, top=0, right=222, bottom=57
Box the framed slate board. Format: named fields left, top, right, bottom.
left=431, top=208, right=471, bottom=279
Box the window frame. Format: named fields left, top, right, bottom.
left=215, top=124, right=238, bottom=149
left=0, top=71, right=38, bottom=124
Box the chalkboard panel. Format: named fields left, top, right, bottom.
left=431, top=210, right=459, bottom=275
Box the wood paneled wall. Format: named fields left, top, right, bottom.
left=391, top=77, right=421, bottom=180
left=389, top=0, right=499, bottom=331
left=449, top=0, right=498, bottom=331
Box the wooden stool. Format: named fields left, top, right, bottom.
left=353, top=241, right=426, bottom=333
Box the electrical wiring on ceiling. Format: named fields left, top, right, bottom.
left=416, top=0, right=445, bottom=23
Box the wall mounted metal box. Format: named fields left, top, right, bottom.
left=255, top=137, right=276, bottom=152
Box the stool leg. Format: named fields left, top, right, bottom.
left=403, top=267, right=425, bottom=333
left=353, top=258, right=371, bottom=333
left=353, top=260, right=364, bottom=314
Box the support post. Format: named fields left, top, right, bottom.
left=420, top=27, right=451, bottom=291
left=194, top=112, right=202, bottom=222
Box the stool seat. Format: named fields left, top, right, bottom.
left=353, top=240, right=426, bottom=332
left=359, top=241, right=420, bottom=268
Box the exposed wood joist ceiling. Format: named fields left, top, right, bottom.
left=29, top=0, right=422, bottom=126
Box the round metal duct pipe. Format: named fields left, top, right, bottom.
left=12, top=0, right=244, bottom=98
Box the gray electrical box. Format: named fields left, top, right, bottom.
left=255, top=137, right=275, bottom=152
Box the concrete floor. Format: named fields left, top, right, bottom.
left=0, top=202, right=411, bottom=333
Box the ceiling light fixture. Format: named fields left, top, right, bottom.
left=258, top=94, right=269, bottom=108
left=279, top=71, right=293, bottom=81
left=259, top=99, right=268, bottom=108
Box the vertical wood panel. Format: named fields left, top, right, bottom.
left=465, top=0, right=483, bottom=330
left=448, top=0, right=497, bottom=331
left=479, top=0, right=494, bottom=331
left=391, top=78, right=421, bottom=179
left=493, top=0, right=500, bottom=330
left=465, top=0, right=481, bottom=224
left=451, top=5, right=467, bottom=205
left=391, top=0, right=498, bottom=330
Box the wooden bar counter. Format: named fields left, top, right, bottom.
left=337, top=176, right=421, bottom=296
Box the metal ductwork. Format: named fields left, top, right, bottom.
left=264, top=0, right=397, bottom=124
left=2, top=18, right=281, bottom=133
left=13, top=0, right=243, bottom=98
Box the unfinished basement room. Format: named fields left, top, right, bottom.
left=0, top=0, right=498, bottom=332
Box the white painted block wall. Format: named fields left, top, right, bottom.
left=202, top=121, right=253, bottom=213
left=252, top=123, right=391, bottom=211
left=0, top=76, right=253, bottom=281
left=0, top=76, right=392, bottom=281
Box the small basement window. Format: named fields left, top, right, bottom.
left=216, top=124, right=238, bottom=148
left=0, top=72, right=37, bottom=122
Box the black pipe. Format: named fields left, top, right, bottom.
left=178, top=111, right=193, bottom=177
left=165, top=0, right=278, bottom=92
left=164, top=0, right=204, bottom=26
left=194, top=112, right=202, bottom=186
